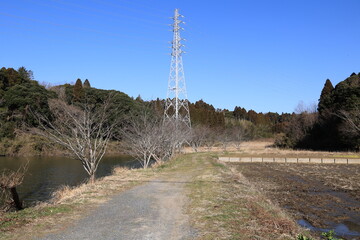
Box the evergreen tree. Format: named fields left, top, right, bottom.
left=135, top=95, right=143, bottom=102
left=83, top=79, right=91, bottom=88
left=73, top=78, right=84, bottom=101
left=17, top=66, right=34, bottom=82
left=318, top=79, right=334, bottom=114
left=332, top=73, right=360, bottom=111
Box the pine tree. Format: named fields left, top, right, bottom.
left=83, top=79, right=91, bottom=88
left=318, top=79, right=334, bottom=114
left=73, top=78, right=84, bottom=101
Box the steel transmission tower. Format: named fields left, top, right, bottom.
left=164, top=9, right=191, bottom=130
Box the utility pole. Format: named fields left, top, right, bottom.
left=164, top=9, right=191, bottom=130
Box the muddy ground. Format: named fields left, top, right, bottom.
left=232, top=163, right=360, bottom=240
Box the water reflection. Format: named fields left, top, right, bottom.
left=298, top=219, right=360, bottom=239
left=0, top=155, right=137, bottom=205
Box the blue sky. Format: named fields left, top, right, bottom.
left=1, top=0, right=359, bottom=113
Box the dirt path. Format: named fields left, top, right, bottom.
left=38, top=174, right=196, bottom=240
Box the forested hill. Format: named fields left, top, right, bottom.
left=0, top=67, right=138, bottom=142
left=1, top=67, right=359, bottom=155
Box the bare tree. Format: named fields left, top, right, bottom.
left=32, top=96, right=117, bottom=183
left=121, top=112, right=190, bottom=168
left=203, top=127, right=217, bottom=151
left=231, top=124, right=251, bottom=150
left=153, top=122, right=185, bottom=162
left=189, top=125, right=208, bottom=152
left=337, top=109, right=360, bottom=135
left=120, top=112, right=163, bottom=168
left=218, top=128, right=232, bottom=151
left=286, top=103, right=318, bottom=144
left=0, top=162, right=28, bottom=211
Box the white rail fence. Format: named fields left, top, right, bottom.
left=218, top=157, right=360, bottom=164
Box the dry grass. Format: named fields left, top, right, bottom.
left=215, top=140, right=360, bottom=159
left=185, top=153, right=310, bottom=239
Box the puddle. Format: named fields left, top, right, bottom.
left=298, top=219, right=360, bottom=239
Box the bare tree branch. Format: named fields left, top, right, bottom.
left=31, top=94, right=118, bottom=183
left=120, top=111, right=190, bottom=168
left=0, top=161, right=29, bottom=211
left=337, top=109, right=360, bottom=134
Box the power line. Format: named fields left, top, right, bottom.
left=48, top=0, right=167, bottom=27
left=113, top=0, right=170, bottom=15
left=0, top=12, right=166, bottom=44
left=89, top=0, right=167, bottom=19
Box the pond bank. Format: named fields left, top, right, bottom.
left=0, top=155, right=137, bottom=206
left=0, top=135, right=124, bottom=157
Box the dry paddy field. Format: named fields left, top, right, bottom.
left=222, top=140, right=360, bottom=240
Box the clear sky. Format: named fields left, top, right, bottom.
left=1, top=0, right=359, bottom=113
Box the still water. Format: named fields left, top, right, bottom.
left=0, top=155, right=137, bottom=206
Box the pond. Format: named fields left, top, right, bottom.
left=0, top=155, right=137, bottom=206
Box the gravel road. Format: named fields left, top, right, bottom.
left=39, top=177, right=196, bottom=240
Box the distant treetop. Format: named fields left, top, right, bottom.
left=83, top=79, right=91, bottom=88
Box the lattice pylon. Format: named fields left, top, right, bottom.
left=164, top=9, right=191, bottom=130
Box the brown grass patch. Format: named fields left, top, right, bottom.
left=185, top=153, right=310, bottom=239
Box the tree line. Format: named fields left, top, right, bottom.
left=275, top=73, right=360, bottom=150
left=2, top=67, right=359, bottom=156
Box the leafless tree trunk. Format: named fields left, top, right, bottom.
left=0, top=161, right=28, bottom=211
left=31, top=96, right=117, bottom=184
